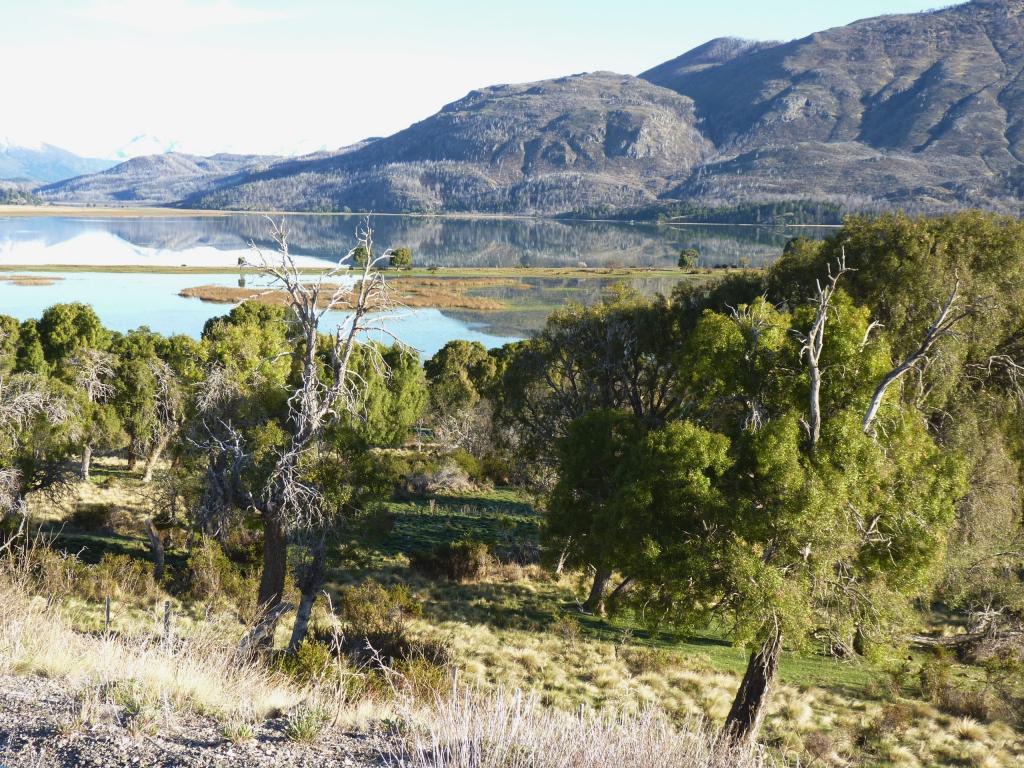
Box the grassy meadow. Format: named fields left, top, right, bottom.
left=9, top=455, right=1021, bottom=767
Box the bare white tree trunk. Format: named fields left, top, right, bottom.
left=141, top=431, right=171, bottom=484
left=80, top=445, right=93, bottom=482
left=796, top=253, right=850, bottom=449
left=863, top=281, right=966, bottom=434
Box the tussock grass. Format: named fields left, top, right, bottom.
left=382, top=683, right=773, bottom=768
left=0, top=567, right=301, bottom=721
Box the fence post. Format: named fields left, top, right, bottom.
left=104, top=595, right=111, bottom=634
left=163, top=600, right=172, bottom=647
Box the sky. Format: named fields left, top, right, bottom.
left=1, top=0, right=951, bottom=159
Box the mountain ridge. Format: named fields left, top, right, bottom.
left=0, top=141, right=114, bottom=184
left=33, top=0, right=1024, bottom=217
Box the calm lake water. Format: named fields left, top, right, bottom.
left=0, top=213, right=832, bottom=356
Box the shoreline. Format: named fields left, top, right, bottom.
left=0, top=264, right=725, bottom=278
left=0, top=204, right=839, bottom=229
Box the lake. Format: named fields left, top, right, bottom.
left=0, top=212, right=832, bottom=357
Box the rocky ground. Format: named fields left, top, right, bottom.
left=0, top=675, right=383, bottom=767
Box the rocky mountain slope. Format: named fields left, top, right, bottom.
left=35, top=152, right=281, bottom=205
left=642, top=0, right=1024, bottom=213
left=185, top=72, right=711, bottom=215
left=0, top=139, right=113, bottom=184
left=34, top=0, right=1024, bottom=216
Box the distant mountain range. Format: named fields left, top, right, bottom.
left=0, top=138, right=114, bottom=184
left=25, top=0, right=1024, bottom=217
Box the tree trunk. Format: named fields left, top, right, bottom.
left=80, top=444, right=93, bottom=482
left=582, top=566, right=612, bottom=615
left=287, top=542, right=326, bottom=654
left=141, top=432, right=171, bottom=484
left=607, top=576, right=634, bottom=609
left=145, top=518, right=165, bottom=581
left=853, top=624, right=866, bottom=656
left=256, top=513, right=288, bottom=648
left=723, top=629, right=783, bottom=748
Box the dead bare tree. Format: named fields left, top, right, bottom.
left=141, top=359, right=184, bottom=484
left=0, top=373, right=70, bottom=516
left=225, top=217, right=403, bottom=648
left=862, top=280, right=969, bottom=435
left=795, top=253, right=851, bottom=449
left=73, top=349, right=115, bottom=481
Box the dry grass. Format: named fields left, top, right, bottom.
left=0, top=274, right=63, bottom=286
left=382, top=683, right=773, bottom=768
left=0, top=549, right=308, bottom=722
left=10, top=468, right=1024, bottom=766
left=179, top=280, right=509, bottom=311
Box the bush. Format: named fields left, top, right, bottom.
left=550, top=614, right=582, bottom=647
left=277, top=641, right=339, bottom=684
left=284, top=703, right=329, bottom=743
left=480, top=452, right=512, bottom=485
left=335, top=580, right=422, bottom=664
left=185, top=536, right=257, bottom=619
left=70, top=503, right=116, bottom=532
left=410, top=539, right=491, bottom=582
left=857, top=702, right=913, bottom=747
left=76, top=553, right=157, bottom=602
left=360, top=505, right=396, bottom=542
left=448, top=449, right=484, bottom=483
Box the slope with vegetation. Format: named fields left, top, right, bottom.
left=33, top=1, right=1024, bottom=217
left=1, top=212, right=1023, bottom=766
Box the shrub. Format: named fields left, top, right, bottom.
left=284, top=703, right=329, bottom=743
left=79, top=553, right=157, bottom=602
left=619, top=646, right=675, bottom=676
left=70, top=503, right=116, bottom=532
left=360, top=505, right=396, bottom=542
left=448, top=449, right=484, bottom=483
left=410, top=539, right=491, bottom=582
left=185, top=536, right=257, bottom=619
left=550, top=614, right=582, bottom=647
left=936, top=686, right=996, bottom=722
left=25, top=546, right=83, bottom=598
left=221, top=719, right=256, bottom=743
left=480, top=452, right=512, bottom=485
left=857, top=702, right=913, bottom=747
left=396, top=654, right=450, bottom=698
left=278, top=641, right=340, bottom=684
left=336, top=581, right=422, bottom=664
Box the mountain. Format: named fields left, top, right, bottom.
left=181, top=72, right=712, bottom=215
left=36, top=152, right=281, bottom=205
left=640, top=0, right=1024, bottom=212
left=34, top=0, right=1024, bottom=216
left=110, top=135, right=184, bottom=160
left=0, top=138, right=114, bottom=184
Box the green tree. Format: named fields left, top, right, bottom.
left=0, top=315, right=19, bottom=375
left=643, top=287, right=966, bottom=745
left=389, top=247, right=413, bottom=269
left=425, top=340, right=497, bottom=416
left=37, top=302, right=110, bottom=376
left=14, top=320, right=47, bottom=375
left=352, top=244, right=371, bottom=268
left=677, top=247, right=699, bottom=269
left=546, top=410, right=729, bottom=615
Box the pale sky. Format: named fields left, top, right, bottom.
left=1, top=0, right=951, bottom=159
